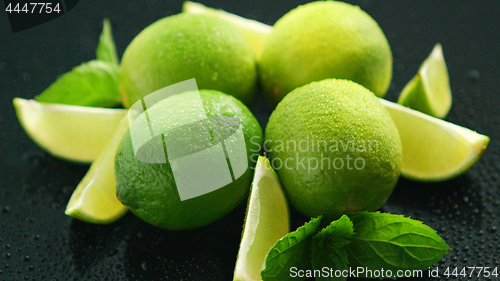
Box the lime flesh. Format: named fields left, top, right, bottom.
left=398, top=43, right=452, bottom=119
left=65, top=117, right=129, bottom=224
left=381, top=99, right=489, bottom=181
left=13, top=98, right=126, bottom=163
left=234, top=156, right=289, bottom=281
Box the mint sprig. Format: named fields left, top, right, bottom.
left=261, top=212, right=451, bottom=281
left=311, top=215, right=354, bottom=281
left=261, top=216, right=322, bottom=281
left=346, top=211, right=452, bottom=277
left=35, top=19, right=121, bottom=107
left=96, top=18, right=119, bottom=65
left=35, top=60, right=120, bottom=107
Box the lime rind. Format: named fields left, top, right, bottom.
left=13, top=98, right=127, bottom=163
left=381, top=99, right=489, bottom=181
left=182, top=1, right=272, bottom=60
left=234, top=156, right=289, bottom=281
left=398, top=43, right=452, bottom=119
left=65, top=116, right=129, bottom=224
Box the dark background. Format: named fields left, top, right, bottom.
left=1, top=0, right=499, bottom=280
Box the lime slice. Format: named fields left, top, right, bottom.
left=65, top=116, right=129, bottom=224
left=234, top=156, right=289, bottom=281
left=397, top=43, right=452, bottom=119
left=380, top=99, right=489, bottom=182
left=13, top=98, right=127, bottom=163
left=182, top=1, right=272, bottom=60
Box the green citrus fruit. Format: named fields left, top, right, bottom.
left=119, top=13, right=257, bottom=108
left=260, top=1, right=393, bottom=105
left=233, top=156, right=289, bottom=281
left=115, top=90, right=263, bottom=230
left=265, top=79, right=402, bottom=220
left=398, top=43, right=452, bottom=119
left=381, top=99, right=489, bottom=181
left=13, top=98, right=127, bottom=163
left=65, top=116, right=129, bottom=224
left=182, top=1, right=272, bottom=61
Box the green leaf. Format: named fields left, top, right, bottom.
left=35, top=60, right=121, bottom=108
left=96, top=18, right=119, bottom=65
left=311, top=215, right=354, bottom=281
left=261, top=216, right=322, bottom=281
left=346, top=212, right=451, bottom=279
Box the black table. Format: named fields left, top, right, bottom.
left=1, top=1, right=499, bottom=280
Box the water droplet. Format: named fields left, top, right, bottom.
left=141, top=261, right=147, bottom=271
left=466, top=69, right=480, bottom=81
left=105, top=249, right=118, bottom=257
left=220, top=105, right=235, bottom=117
left=211, top=72, right=218, bottom=81
left=2, top=206, right=11, bottom=213
left=51, top=202, right=60, bottom=210
left=22, top=72, right=32, bottom=82
left=488, top=226, right=497, bottom=233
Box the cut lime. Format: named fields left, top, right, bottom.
left=182, top=1, right=272, bottom=60
left=381, top=99, right=489, bottom=181
left=398, top=43, right=452, bottom=119
left=234, top=156, right=289, bottom=281
left=65, top=116, right=129, bottom=224
left=13, top=98, right=127, bottom=163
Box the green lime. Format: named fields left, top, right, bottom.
left=13, top=98, right=127, bottom=163
left=381, top=99, right=489, bottom=181
left=233, top=156, right=289, bottom=281
left=260, top=1, right=393, bottom=105
left=115, top=90, right=263, bottom=230
left=398, top=43, right=452, bottom=119
left=265, top=79, right=402, bottom=220
left=119, top=13, right=257, bottom=108
left=182, top=1, right=272, bottom=61
left=65, top=117, right=129, bottom=224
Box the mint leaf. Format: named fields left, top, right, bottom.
left=35, top=60, right=121, bottom=107
left=261, top=216, right=322, bottom=281
left=314, top=215, right=354, bottom=247
left=346, top=212, right=451, bottom=278
left=311, top=215, right=354, bottom=281
left=96, top=18, right=119, bottom=65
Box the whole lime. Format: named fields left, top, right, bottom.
left=119, top=13, right=257, bottom=108
left=265, top=79, right=402, bottom=220
left=260, top=1, right=393, bottom=105
left=115, top=90, right=263, bottom=230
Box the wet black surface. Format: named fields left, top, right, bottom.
left=1, top=0, right=499, bottom=280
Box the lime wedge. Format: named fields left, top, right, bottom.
left=397, top=43, right=452, bottom=119
left=65, top=116, right=129, bottom=224
left=381, top=99, right=489, bottom=181
left=182, top=1, right=272, bottom=60
left=13, top=98, right=127, bottom=163
left=234, top=156, right=289, bottom=281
